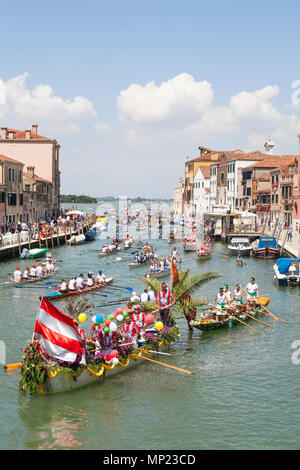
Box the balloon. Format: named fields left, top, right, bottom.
left=105, top=354, right=111, bottom=362
left=107, top=314, right=114, bottom=321
left=111, top=357, right=119, bottom=365
left=109, top=322, right=117, bottom=332
left=104, top=326, right=110, bottom=333
left=113, top=312, right=117, bottom=319
left=111, top=349, right=119, bottom=358
left=96, top=314, right=104, bottom=324
left=105, top=319, right=111, bottom=327
left=145, top=314, right=154, bottom=324
left=122, top=311, right=128, bottom=318
left=155, top=321, right=164, bottom=330
left=116, top=308, right=123, bottom=315
left=116, top=314, right=124, bottom=322
left=78, top=313, right=87, bottom=323
left=91, top=315, right=96, bottom=323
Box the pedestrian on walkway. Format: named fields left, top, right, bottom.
left=287, top=225, right=293, bottom=242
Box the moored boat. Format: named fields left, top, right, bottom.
left=67, top=234, right=86, bottom=245
left=252, top=236, right=279, bottom=259
left=273, top=258, right=300, bottom=286
left=21, top=247, right=49, bottom=259
left=84, top=228, right=97, bottom=241
left=227, top=237, right=252, bottom=256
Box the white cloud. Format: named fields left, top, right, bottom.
left=94, top=122, right=111, bottom=132
left=0, top=73, right=97, bottom=132
left=117, top=73, right=213, bottom=124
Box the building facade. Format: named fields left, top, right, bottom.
left=0, top=154, right=24, bottom=225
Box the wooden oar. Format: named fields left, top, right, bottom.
left=211, top=304, right=266, bottom=336
left=134, top=347, right=173, bottom=356
left=242, top=311, right=271, bottom=328
left=4, top=363, right=21, bottom=370
left=213, top=253, right=231, bottom=261
left=131, top=353, right=195, bottom=375
left=257, top=305, right=292, bottom=324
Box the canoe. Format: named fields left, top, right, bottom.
left=43, top=277, right=114, bottom=300
left=9, top=269, right=58, bottom=285
left=144, top=268, right=170, bottom=279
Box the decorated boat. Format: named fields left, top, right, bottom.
left=15, top=299, right=180, bottom=395
left=273, top=258, right=300, bottom=286
left=252, top=236, right=279, bottom=259
left=190, top=297, right=270, bottom=332
left=183, top=240, right=197, bottom=251
left=43, top=277, right=114, bottom=300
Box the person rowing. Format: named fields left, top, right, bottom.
left=212, top=287, right=230, bottom=321
left=45, top=259, right=54, bottom=274
left=231, top=284, right=244, bottom=306
left=237, top=251, right=244, bottom=265
left=59, top=279, right=69, bottom=293
left=13, top=266, right=22, bottom=282
left=68, top=276, right=77, bottom=291
left=36, top=263, right=44, bottom=278
left=223, top=284, right=232, bottom=304
left=96, top=270, right=106, bottom=285
left=30, top=264, right=37, bottom=278
left=76, top=274, right=85, bottom=290
left=22, top=267, right=30, bottom=280
left=245, top=277, right=259, bottom=312
left=86, top=272, right=95, bottom=287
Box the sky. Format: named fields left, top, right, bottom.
left=1, top=0, right=300, bottom=198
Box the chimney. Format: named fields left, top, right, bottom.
left=8, top=130, right=15, bottom=140
left=1, top=127, right=7, bottom=139
left=26, top=166, right=35, bottom=178
left=25, top=129, right=31, bottom=139
left=32, top=124, right=38, bottom=136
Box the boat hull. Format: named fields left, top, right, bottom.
left=44, top=277, right=114, bottom=300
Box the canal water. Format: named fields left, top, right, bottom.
left=0, top=214, right=299, bottom=449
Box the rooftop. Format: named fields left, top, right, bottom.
left=0, top=153, right=24, bottom=165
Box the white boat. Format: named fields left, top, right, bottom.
left=273, top=258, right=300, bottom=286
left=227, top=237, right=252, bottom=256
left=66, top=234, right=86, bottom=245
left=144, top=268, right=170, bottom=279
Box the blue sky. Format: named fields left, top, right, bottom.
left=1, top=0, right=300, bottom=197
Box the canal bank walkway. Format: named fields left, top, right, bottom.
left=264, top=227, right=300, bottom=257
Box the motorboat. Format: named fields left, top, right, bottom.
left=227, top=237, right=251, bottom=256
left=273, top=258, right=300, bottom=286
left=252, top=236, right=279, bottom=259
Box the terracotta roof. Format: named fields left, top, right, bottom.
left=2, top=128, right=52, bottom=141
left=244, top=156, right=295, bottom=169
left=23, top=171, right=52, bottom=185
left=195, top=165, right=213, bottom=178
left=0, top=153, right=24, bottom=165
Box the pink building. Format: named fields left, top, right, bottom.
left=0, top=125, right=60, bottom=217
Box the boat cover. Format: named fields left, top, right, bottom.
left=257, top=237, right=277, bottom=249
left=276, top=258, right=300, bottom=274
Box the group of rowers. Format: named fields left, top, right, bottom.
left=133, top=247, right=156, bottom=264
left=198, top=237, right=212, bottom=254
left=211, top=276, right=259, bottom=321
left=13, top=259, right=55, bottom=281
left=59, top=271, right=107, bottom=293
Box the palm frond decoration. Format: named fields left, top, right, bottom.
left=64, top=297, right=94, bottom=320
left=139, top=277, right=161, bottom=293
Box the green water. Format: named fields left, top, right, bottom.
left=0, top=225, right=300, bottom=450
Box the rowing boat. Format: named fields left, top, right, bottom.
left=190, top=297, right=270, bottom=332
left=144, top=268, right=170, bottom=279
left=98, top=248, right=120, bottom=257
left=43, top=277, right=114, bottom=300
left=196, top=250, right=211, bottom=259
left=9, top=269, right=58, bottom=285
left=129, top=260, right=151, bottom=268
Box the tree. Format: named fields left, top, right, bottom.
left=141, top=269, right=221, bottom=330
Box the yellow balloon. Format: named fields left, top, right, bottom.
left=78, top=313, right=87, bottom=323
left=155, top=321, right=164, bottom=330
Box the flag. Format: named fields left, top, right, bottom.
left=172, top=259, right=179, bottom=285
left=33, top=298, right=86, bottom=364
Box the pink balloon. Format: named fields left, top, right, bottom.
left=116, top=308, right=123, bottom=315
left=112, top=312, right=117, bottom=319
left=105, top=319, right=111, bottom=327
left=110, top=349, right=119, bottom=358
left=145, top=314, right=154, bottom=324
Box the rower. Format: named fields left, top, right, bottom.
left=22, top=267, right=30, bottom=280
left=30, top=264, right=37, bottom=278
left=59, top=279, right=69, bottom=293
left=120, top=314, right=140, bottom=346
left=76, top=274, right=85, bottom=290
left=245, top=277, right=259, bottom=312
left=231, top=284, right=244, bottom=306
left=132, top=305, right=146, bottom=329
left=130, top=291, right=140, bottom=302
left=97, top=328, right=118, bottom=352
left=140, top=289, right=149, bottom=303
left=223, top=285, right=232, bottom=304
left=86, top=272, right=95, bottom=287
left=68, top=276, right=77, bottom=291
left=212, top=287, right=229, bottom=321
left=36, top=263, right=44, bottom=277
left=96, top=270, right=106, bottom=285
left=237, top=251, right=244, bottom=264
left=13, top=266, right=22, bottom=282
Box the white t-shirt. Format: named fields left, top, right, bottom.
left=148, top=290, right=156, bottom=301
left=23, top=270, right=29, bottom=279
left=14, top=270, right=22, bottom=280
left=60, top=281, right=68, bottom=291
left=96, top=274, right=106, bottom=283
left=87, top=277, right=94, bottom=286
left=140, top=292, right=149, bottom=302
left=76, top=277, right=84, bottom=289
left=246, top=282, right=258, bottom=295
left=224, top=290, right=231, bottom=302
left=69, top=279, right=76, bottom=290
left=30, top=267, right=37, bottom=277
left=131, top=295, right=140, bottom=302
left=36, top=266, right=43, bottom=276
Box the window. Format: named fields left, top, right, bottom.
left=12, top=168, right=15, bottom=181
left=272, top=194, right=274, bottom=203
left=272, top=175, right=274, bottom=184
left=25, top=185, right=30, bottom=192
left=246, top=187, right=252, bottom=196
left=276, top=175, right=279, bottom=183
left=0, top=192, right=5, bottom=203
left=19, top=194, right=23, bottom=206
left=275, top=194, right=278, bottom=203
left=19, top=170, right=22, bottom=183
left=8, top=193, right=17, bottom=206
left=8, top=168, right=11, bottom=182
